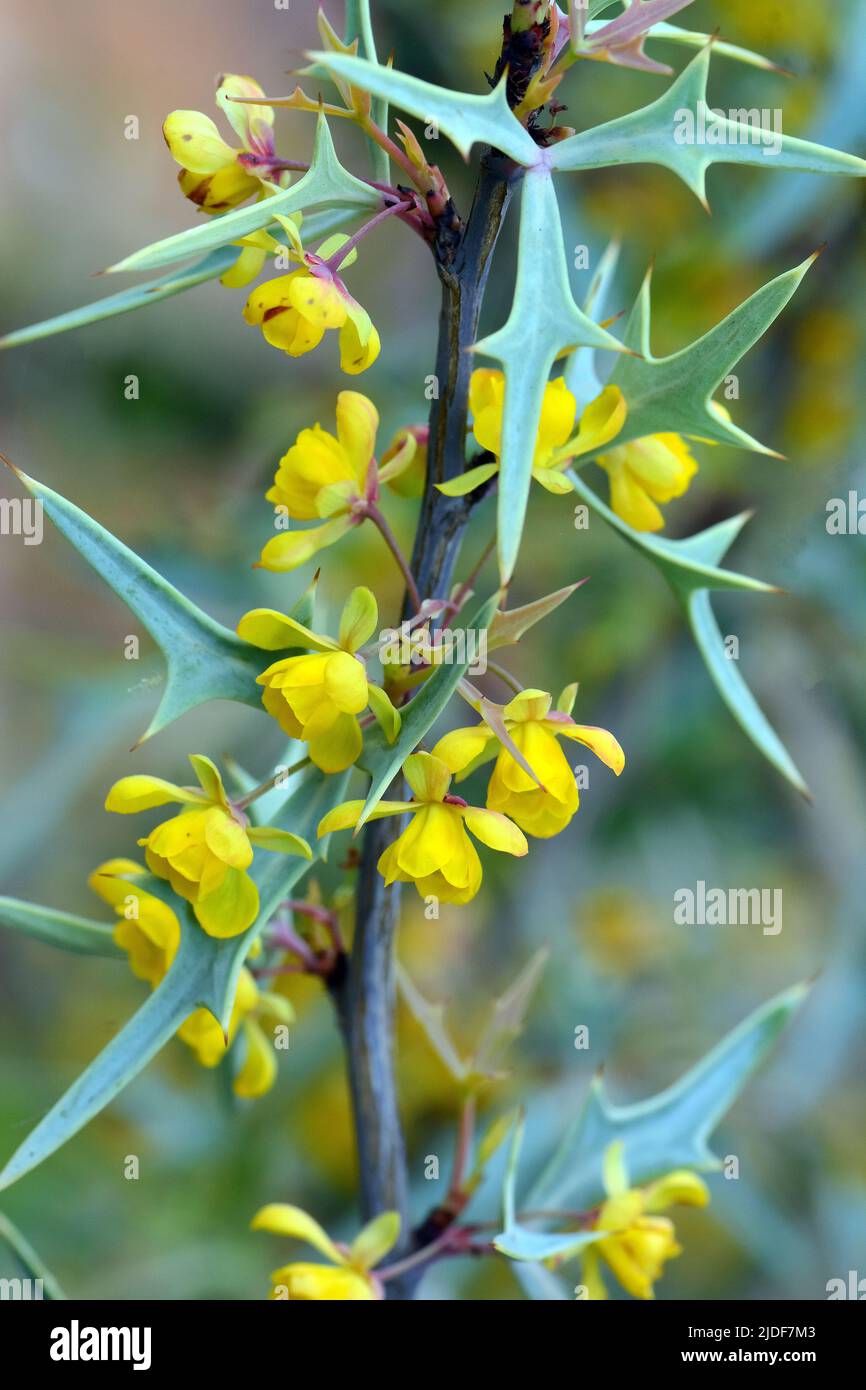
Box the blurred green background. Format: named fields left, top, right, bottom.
left=1, top=0, right=865, bottom=1300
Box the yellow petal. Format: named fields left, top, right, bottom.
left=503, top=689, right=552, bottom=723
left=243, top=272, right=304, bottom=326
left=335, top=391, right=379, bottom=478
left=233, top=1019, right=277, bottom=1099
left=251, top=1205, right=346, bottom=1265
left=338, top=587, right=378, bottom=654
left=644, top=1170, right=710, bottom=1213
left=535, top=376, right=577, bottom=463
left=271, top=1263, right=375, bottom=1300
left=178, top=163, right=260, bottom=213
left=262, top=307, right=326, bottom=357
left=220, top=242, right=268, bottom=289
left=237, top=608, right=338, bottom=653
left=215, top=74, right=274, bottom=152
left=288, top=274, right=347, bottom=330
left=555, top=721, right=625, bottom=774
left=395, top=804, right=463, bottom=877
left=462, top=806, right=528, bottom=856
left=188, top=754, right=229, bottom=806
left=195, top=867, right=259, bottom=938
left=435, top=462, right=499, bottom=497
left=598, top=457, right=665, bottom=531
left=163, top=110, right=237, bottom=174
left=469, top=368, right=505, bottom=457
left=339, top=318, right=381, bottom=375
left=317, top=799, right=412, bottom=836
left=258, top=515, right=355, bottom=572
left=87, top=857, right=145, bottom=907
left=620, top=434, right=697, bottom=503
left=246, top=826, right=312, bottom=858
left=305, top=709, right=363, bottom=774
left=105, top=775, right=205, bottom=814
left=204, top=807, right=253, bottom=869
left=433, top=724, right=495, bottom=773
left=323, top=650, right=369, bottom=712
left=366, top=683, right=401, bottom=743
left=403, top=751, right=451, bottom=804
left=269, top=425, right=356, bottom=520
left=349, top=1211, right=401, bottom=1271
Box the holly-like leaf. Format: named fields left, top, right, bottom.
left=357, top=592, right=500, bottom=826
left=9, top=467, right=276, bottom=743
left=549, top=45, right=866, bottom=202
left=567, top=472, right=809, bottom=793
left=306, top=51, right=539, bottom=166
left=608, top=252, right=818, bottom=454
left=0, top=208, right=355, bottom=350
left=0, top=898, right=123, bottom=958
left=494, top=982, right=808, bottom=1261
left=474, top=170, right=627, bottom=582
left=0, top=766, right=346, bottom=1192
left=106, top=113, right=381, bottom=276
left=615, top=20, right=783, bottom=73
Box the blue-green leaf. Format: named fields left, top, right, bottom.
left=0, top=208, right=356, bottom=350
left=307, top=52, right=539, bottom=166
left=12, top=467, right=269, bottom=742
left=549, top=45, right=866, bottom=201
left=494, top=982, right=808, bottom=1261
left=0, top=766, right=346, bottom=1192
left=357, top=593, right=500, bottom=826
left=0, top=898, right=123, bottom=958
left=474, top=171, right=627, bottom=582
left=106, top=113, right=380, bottom=275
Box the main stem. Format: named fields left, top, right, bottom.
left=331, top=151, right=517, bottom=1300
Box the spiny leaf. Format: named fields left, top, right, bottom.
left=621, top=20, right=783, bottom=72
left=0, top=898, right=123, bottom=958
left=106, top=113, right=380, bottom=275
left=566, top=471, right=808, bottom=793
left=12, top=468, right=271, bottom=742
left=473, top=170, right=627, bottom=582
left=607, top=252, right=819, bottom=454
left=578, top=0, right=698, bottom=74
left=357, top=592, right=500, bottom=826
left=549, top=44, right=866, bottom=201
left=495, top=982, right=808, bottom=1260
left=307, top=52, right=539, bottom=166
left=0, top=767, right=346, bottom=1192
left=0, top=208, right=355, bottom=350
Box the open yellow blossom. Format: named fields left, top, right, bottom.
left=437, top=369, right=626, bottom=498
left=163, top=76, right=288, bottom=288
left=596, top=433, right=698, bottom=531
left=238, top=588, right=400, bottom=774
left=434, top=688, right=624, bottom=838
left=579, top=1142, right=710, bottom=1300
left=259, top=392, right=417, bottom=571
left=318, top=751, right=528, bottom=905
left=104, top=754, right=311, bottom=939
left=88, top=859, right=292, bottom=1098
left=251, top=1204, right=400, bottom=1300
left=243, top=236, right=380, bottom=373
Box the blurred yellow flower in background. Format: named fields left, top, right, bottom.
left=579, top=1141, right=709, bottom=1300
left=596, top=433, right=698, bottom=531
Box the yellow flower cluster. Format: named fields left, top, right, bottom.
left=88, top=859, right=291, bottom=1098
left=251, top=1203, right=400, bottom=1300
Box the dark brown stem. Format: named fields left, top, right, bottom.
left=329, top=148, right=519, bottom=1303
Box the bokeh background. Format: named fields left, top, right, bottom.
left=1, top=0, right=865, bottom=1300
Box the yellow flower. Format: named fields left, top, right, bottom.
left=596, top=433, right=698, bottom=531
left=88, top=859, right=292, bottom=1097
left=434, top=688, right=624, bottom=838
left=258, top=392, right=418, bottom=571
left=579, top=1142, right=709, bottom=1300
left=243, top=236, right=380, bottom=373
left=318, top=751, right=528, bottom=905
left=238, top=588, right=400, bottom=774
left=104, top=754, right=311, bottom=939
left=163, top=74, right=285, bottom=216
left=436, top=369, right=626, bottom=498
left=251, top=1204, right=400, bottom=1300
